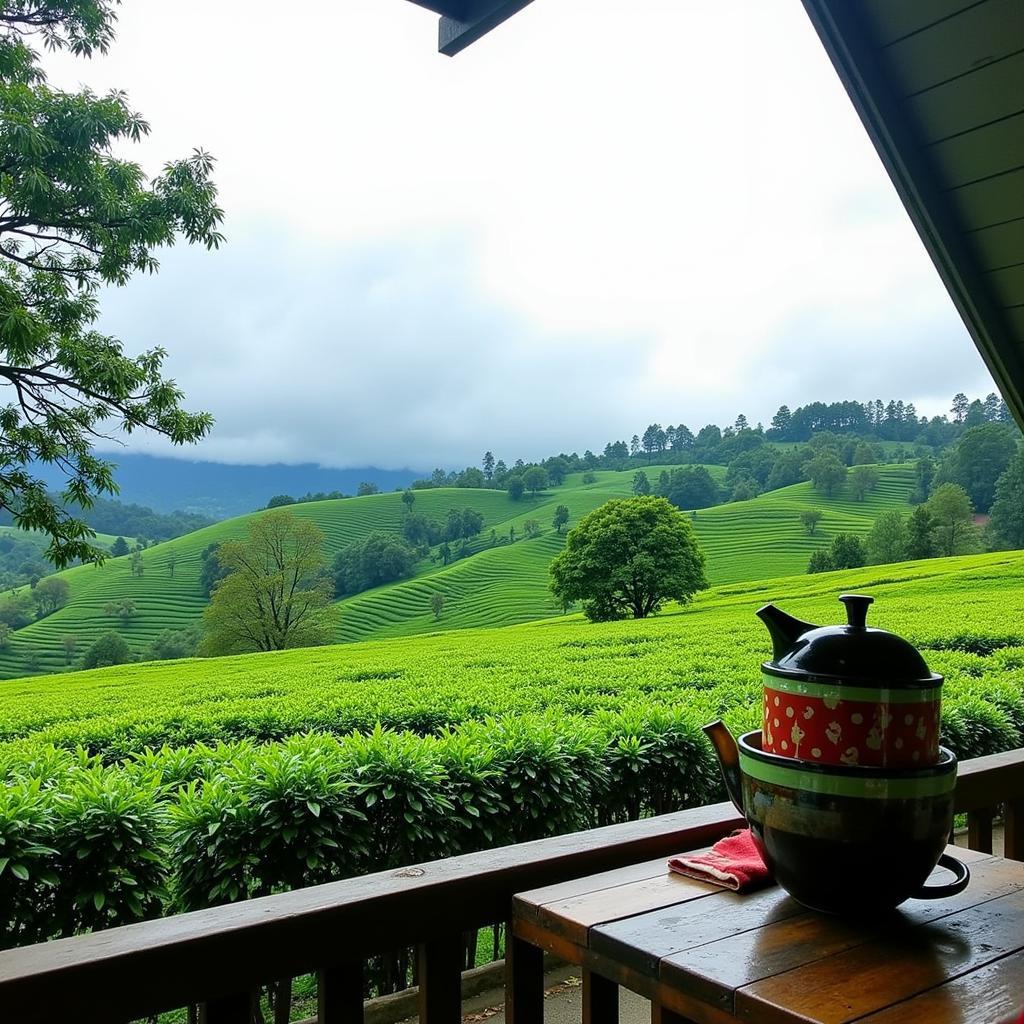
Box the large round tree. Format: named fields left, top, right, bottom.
left=549, top=496, right=708, bottom=621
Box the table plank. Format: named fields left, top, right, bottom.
left=856, top=948, right=1024, bottom=1023
left=590, top=885, right=804, bottom=976
left=515, top=857, right=673, bottom=908
left=661, top=853, right=1024, bottom=1013
left=540, top=872, right=721, bottom=945
left=736, top=887, right=1024, bottom=1024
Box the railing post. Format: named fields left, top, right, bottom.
left=1005, top=800, right=1023, bottom=861
left=583, top=967, right=618, bottom=1024
left=967, top=808, right=994, bottom=854
left=505, top=930, right=544, bottom=1024
left=198, top=992, right=254, bottom=1024
left=318, top=963, right=364, bottom=1023
left=417, top=933, right=463, bottom=1023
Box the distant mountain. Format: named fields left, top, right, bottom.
left=32, top=454, right=427, bottom=519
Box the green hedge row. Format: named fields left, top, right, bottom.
left=2, top=643, right=1022, bottom=764
left=4, top=682, right=1022, bottom=953
left=0, top=707, right=723, bottom=949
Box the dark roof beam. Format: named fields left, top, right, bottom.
left=438, top=0, right=534, bottom=56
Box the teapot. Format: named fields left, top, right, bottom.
left=702, top=722, right=970, bottom=914
left=757, top=594, right=942, bottom=768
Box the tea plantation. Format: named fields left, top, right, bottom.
left=1, top=550, right=1021, bottom=948
left=0, top=462, right=916, bottom=674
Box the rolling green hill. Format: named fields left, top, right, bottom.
left=0, top=463, right=916, bottom=676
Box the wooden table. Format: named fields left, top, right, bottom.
left=509, top=845, right=1024, bottom=1024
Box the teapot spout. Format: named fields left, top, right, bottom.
left=702, top=720, right=744, bottom=815
left=756, top=603, right=818, bottom=661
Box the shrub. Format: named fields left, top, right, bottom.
left=81, top=631, right=131, bottom=669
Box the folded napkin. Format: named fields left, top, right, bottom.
left=668, top=829, right=774, bottom=893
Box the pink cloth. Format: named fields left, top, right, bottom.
left=668, top=829, right=774, bottom=893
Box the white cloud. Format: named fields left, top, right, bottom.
left=43, top=0, right=995, bottom=468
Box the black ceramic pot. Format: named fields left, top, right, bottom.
left=737, top=730, right=969, bottom=915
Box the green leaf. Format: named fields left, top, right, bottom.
left=10, top=863, right=29, bottom=881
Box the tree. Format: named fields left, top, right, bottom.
left=110, top=536, right=129, bottom=557
left=333, top=532, right=417, bottom=596
left=927, top=483, right=976, bottom=557
left=808, top=533, right=866, bottom=573
left=266, top=495, right=296, bottom=508
left=989, top=446, right=1024, bottom=548
left=401, top=489, right=416, bottom=514
left=549, top=496, right=708, bottom=621
left=482, top=451, right=495, bottom=481
left=32, top=576, right=69, bottom=616
left=522, top=466, right=548, bottom=496
left=62, top=634, right=77, bottom=665
left=641, top=424, right=664, bottom=460
left=805, top=452, right=846, bottom=496
left=0, top=6, right=222, bottom=569
left=143, top=626, right=199, bottom=662
left=439, top=541, right=452, bottom=565
left=662, top=466, right=720, bottom=511
left=356, top=482, right=379, bottom=496
left=507, top=476, right=525, bottom=501
left=545, top=457, right=569, bottom=486
left=951, top=393, right=969, bottom=424
left=934, top=423, right=1017, bottom=512
left=866, top=510, right=909, bottom=564
left=0, top=621, right=10, bottom=649
left=430, top=592, right=444, bottom=620
left=104, top=597, right=135, bottom=621
left=849, top=465, right=879, bottom=501
left=632, top=471, right=651, bottom=496
left=81, top=631, right=130, bottom=669
left=523, top=519, right=541, bottom=539
left=629, top=435, right=641, bottom=458
left=806, top=548, right=834, bottom=574
left=552, top=505, right=570, bottom=534
left=906, top=505, right=937, bottom=560
left=799, top=509, right=823, bottom=536
left=130, top=550, right=143, bottom=577
left=199, top=542, right=228, bottom=597
left=201, top=511, right=333, bottom=655
left=166, top=550, right=177, bottom=577
left=911, top=457, right=934, bottom=504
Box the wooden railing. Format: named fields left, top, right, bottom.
left=1, top=749, right=1021, bottom=1024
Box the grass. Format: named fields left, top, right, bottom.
left=2, top=549, right=1021, bottom=754
left=0, top=463, right=917, bottom=676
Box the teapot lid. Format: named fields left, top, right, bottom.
left=759, top=594, right=941, bottom=688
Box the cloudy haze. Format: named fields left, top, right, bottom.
left=45, top=0, right=996, bottom=469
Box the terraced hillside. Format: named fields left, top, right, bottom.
left=334, top=463, right=916, bottom=642
left=0, top=488, right=520, bottom=678
left=0, top=463, right=916, bottom=675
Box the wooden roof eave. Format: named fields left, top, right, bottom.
left=802, top=2, right=1023, bottom=428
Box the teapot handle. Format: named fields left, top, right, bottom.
left=910, top=853, right=970, bottom=900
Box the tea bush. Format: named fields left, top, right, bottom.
left=0, top=551, right=1021, bottom=949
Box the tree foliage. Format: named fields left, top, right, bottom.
left=657, top=466, right=720, bottom=511
left=805, top=452, right=846, bottom=496
left=935, top=424, right=1018, bottom=512
left=333, top=531, right=417, bottom=596
left=201, top=511, right=333, bottom=655
left=989, top=446, right=1024, bottom=549
left=866, top=510, right=909, bottom=565
left=799, top=509, right=823, bottom=536
left=81, top=629, right=129, bottom=669
left=0, top=2, right=223, bottom=568
left=550, top=496, right=707, bottom=621
left=926, top=483, right=977, bottom=557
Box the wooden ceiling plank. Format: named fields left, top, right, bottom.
left=950, top=167, right=1024, bottom=230
left=989, top=263, right=1024, bottom=307
left=883, top=0, right=1024, bottom=96
left=930, top=113, right=1024, bottom=188
left=970, top=217, right=1024, bottom=270
left=907, top=52, right=1024, bottom=142
left=865, top=0, right=981, bottom=46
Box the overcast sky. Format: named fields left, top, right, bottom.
left=45, top=0, right=997, bottom=470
